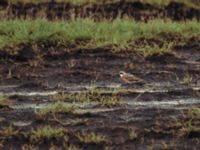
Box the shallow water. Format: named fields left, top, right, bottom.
left=10, top=97, right=200, bottom=112
left=0, top=83, right=199, bottom=96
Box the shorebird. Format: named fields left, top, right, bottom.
left=119, top=71, right=144, bottom=84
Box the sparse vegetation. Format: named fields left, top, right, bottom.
left=21, top=144, right=38, bottom=150
left=0, top=95, right=8, bottom=106
left=26, top=126, right=67, bottom=143
left=6, top=68, right=12, bottom=79
left=77, top=132, right=108, bottom=144
left=182, top=74, right=193, bottom=84
left=0, top=126, right=19, bottom=139
left=129, top=129, right=138, bottom=140
left=51, top=92, right=69, bottom=102
left=37, top=101, right=76, bottom=116
left=177, top=108, right=200, bottom=137
left=67, top=144, right=82, bottom=150
left=52, top=89, right=122, bottom=107
left=136, top=42, right=173, bottom=56
left=67, top=59, right=77, bottom=69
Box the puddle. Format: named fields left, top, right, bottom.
left=0, top=83, right=199, bottom=97
left=0, top=91, right=59, bottom=96
left=12, top=121, right=32, bottom=127
left=10, top=98, right=200, bottom=112
left=125, top=98, right=200, bottom=109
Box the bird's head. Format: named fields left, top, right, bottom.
left=119, top=71, right=126, bottom=77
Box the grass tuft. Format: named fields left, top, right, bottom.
left=129, top=128, right=138, bottom=140
left=0, top=126, right=19, bottom=139
left=26, top=126, right=67, bottom=143
left=37, top=101, right=76, bottom=117
left=77, top=132, right=108, bottom=144
left=0, top=95, right=9, bottom=108
left=182, top=73, right=193, bottom=84
left=52, top=89, right=122, bottom=107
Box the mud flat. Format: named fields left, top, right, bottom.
left=0, top=42, right=200, bottom=149
left=0, top=0, right=200, bottom=149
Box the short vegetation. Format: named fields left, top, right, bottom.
left=77, top=132, right=108, bottom=144
left=26, top=126, right=67, bottom=143
left=0, top=95, right=9, bottom=107
left=177, top=108, right=200, bottom=137
left=37, top=101, right=76, bottom=116
left=129, top=128, right=138, bottom=140
left=52, top=89, right=122, bottom=107
left=182, top=73, right=193, bottom=84
left=0, top=19, right=200, bottom=55
left=0, top=126, right=19, bottom=139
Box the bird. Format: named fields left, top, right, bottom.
left=119, top=71, right=144, bottom=84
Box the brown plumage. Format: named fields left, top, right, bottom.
left=119, top=71, right=143, bottom=84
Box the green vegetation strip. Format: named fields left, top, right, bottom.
left=0, top=19, right=200, bottom=54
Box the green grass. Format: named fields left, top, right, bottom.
left=182, top=73, right=193, bottom=84
left=51, top=89, right=122, bottom=107
left=0, top=95, right=9, bottom=107
left=37, top=101, right=76, bottom=116
left=26, top=126, right=67, bottom=143
left=0, top=19, right=200, bottom=55
left=135, top=42, right=174, bottom=56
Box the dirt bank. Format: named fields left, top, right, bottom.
left=1, top=1, right=200, bottom=21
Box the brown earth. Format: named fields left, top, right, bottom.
left=1, top=1, right=200, bottom=21
left=0, top=35, right=199, bottom=149
left=0, top=1, right=200, bottom=148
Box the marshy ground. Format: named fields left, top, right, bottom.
left=0, top=0, right=200, bottom=150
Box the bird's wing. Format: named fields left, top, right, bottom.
left=125, top=74, right=143, bottom=82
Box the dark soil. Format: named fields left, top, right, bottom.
left=1, top=1, right=200, bottom=21
left=0, top=1, right=200, bottom=148
left=0, top=36, right=199, bottom=90
left=0, top=34, right=199, bottom=149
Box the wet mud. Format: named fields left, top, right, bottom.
left=0, top=35, right=199, bottom=149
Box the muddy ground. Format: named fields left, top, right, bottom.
left=1, top=1, right=200, bottom=21
left=0, top=0, right=200, bottom=149
left=0, top=35, right=199, bottom=149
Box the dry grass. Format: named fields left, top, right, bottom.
left=77, top=132, right=108, bottom=144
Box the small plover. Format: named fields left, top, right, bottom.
left=119, top=71, right=143, bottom=84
